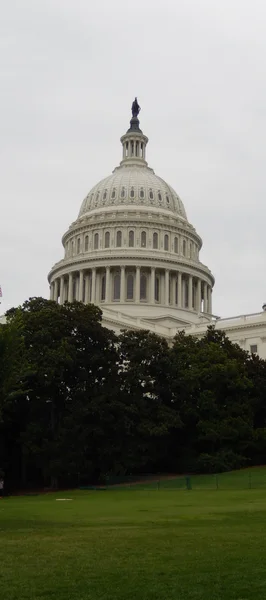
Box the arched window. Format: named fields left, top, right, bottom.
left=158, top=191, right=162, bottom=202
left=153, top=232, right=158, bottom=249
left=174, top=237, right=178, bottom=253
left=71, top=241, right=74, bottom=256
left=127, top=274, right=134, bottom=300
left=101, top=275, right=106, bottom=301
left=189, top=243, right=192, bottom=258
left=140, top=274, right=147, bottom=300
left=164, top=234, right=169, bottom=251
left=141, top=231, right=146, bottom=247
left=155, top=276, right=160, bottom=302
left=113, top=273, right=120, bottom=300
left=116, top=230, right=122, bottom=247
left=139, top=188, right=145, bottom=199
left=94, top=233, right=99, bottom=250
left=183, top=239, right=186, bottom=256
left=149, top=189, right=154, bottom=200
left=166, top=194, right=170, bottom=204
left=103, top=189, right=107, bottom=200
left=105, top=231, right=110, bottom=248
left=129, top=230, right=134, bottom=247
left=130, top=187, right=135, bottom=199
left=85, top=235, right=89, bottom=252
left=77, top=238, right=81, bottom=253
left=121, top=187, right=126, bottom=198
left=111, top=189, right=116, bottom=200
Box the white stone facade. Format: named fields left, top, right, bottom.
left=2, top=107, right=266, bottom=359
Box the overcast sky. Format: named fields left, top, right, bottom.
left=1, top=0, right=266, bottom=318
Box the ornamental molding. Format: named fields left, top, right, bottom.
left=48, top=255, right=214, bottom=285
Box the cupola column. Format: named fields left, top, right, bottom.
left=188, top=276, right=193, bottom=310
left=177, top=272, right=182, bottom=308
left=121, top=266, right=126, bottom=302
left=91, top=268, right=96, bottom=304
left=54, top=279, right=59, bottom=303
left=50, top=283, right=54, bottom=301
left=203, top=282, right=208, bottom=313
left=59, top=276, right=64, bottom=305
left=106, top=266, right=111, bottom=303
left=84, top=273, right=90, bottom=304
left=79, top=270, right=84, bottom=302
left=135, top=266, right=140, bottom=302
left=68, top=273, right=73, bottom=303
left=165, top=270, right=169, bottom=306
left=150, top=267, right=155, bottom=303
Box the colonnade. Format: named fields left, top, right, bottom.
left=50, top=266, right=212, bottom=314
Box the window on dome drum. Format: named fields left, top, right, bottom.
left=103, top=190, right=107, bottom=200
left=130, top=187, right=135, bottom=199
left=140, top=274, right=147, bottom=300
left=85, top=235, right=89, bottom=252
left=94, top=233, right=99, bottom=250
left=166, top=195, right=170, bottom=204
left=158, top=191, right=162, bottom=202
left=155, top=276, right=160, bottom=302
left=77, top=238, right=81, bottom=253
left=153, top=232, right=158, bottom=249
left=111, top=189, right=116, bottom=200
left=250, top=344, right=257, bottom=354
left=71, top=241, right=74, bottom=256
left=129, top=230, right=134, bottom=247
left=121, top=187, right=126, bottom=198
left=149, top=190, right=154, bottom=200
left=189, top=243, right=192, bottom=258
left=101, top=275, right=106, bottom=301
left=113, top=273, right=120, bottom=300
left=183, top=240, right=186, bottom=256
left=174, top=237, right=178, bottom=253
left=139, top=188, right=145, bottom=199
left=164, top=234, right=169, bottom=251
left=127, top=274, right=134, bottom=300
left=141, top=231, right=147, bottom=247
left=105, top=231, right=110, bottom=248
left=116, top=230, right=122, bottom=247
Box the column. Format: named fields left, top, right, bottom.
left=79, top=270, right=84, bottom=302
left=54, top=279, right=59, bottom=303
left=171, top=273, right=176, bottom=305
left=197, top=278, right=201, bottom=312
left=106, top=266, right=111, bottom=302
left=165, top=270, right=169, bottom=306
left=207, top=286, right=212, bottom=314
left=91, top=268, right=96, bottom=303
left=121, top=266, right=125, bottom=302
left=203, top=282, right=208, bottom=313
left=68, top=273, right=73, bottom=303
left=150, top=267, right=155, bottom=303
left=84, top=273, right=90, bottom=304
left=188, top=275, right=193, bottom=310
left=135, top=266, right=140, bottom=302
left=177, top=272, right=182, bottom=308
left=59, top=276, right=64, bottom=305
left=49, top=283, right=54, bottom=300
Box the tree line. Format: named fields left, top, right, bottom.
left=1, top=297, right=266, bottom=491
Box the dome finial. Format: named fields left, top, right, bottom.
left=131, top=97, right=141, bottom=118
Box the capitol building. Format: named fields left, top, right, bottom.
left=41, top=101, right=266, bottom=359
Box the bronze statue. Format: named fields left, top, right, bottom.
left=131, top=97, right=141, bottom=118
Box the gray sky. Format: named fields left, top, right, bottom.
left=1, top=0, right=266, bottom=318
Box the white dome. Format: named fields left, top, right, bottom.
left=78, top=165, right=187, bottom=220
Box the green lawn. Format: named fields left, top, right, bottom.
left=2, top=471, right=266, bottom=599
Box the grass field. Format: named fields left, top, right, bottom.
left=2, top=468, right=266, bottom=600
